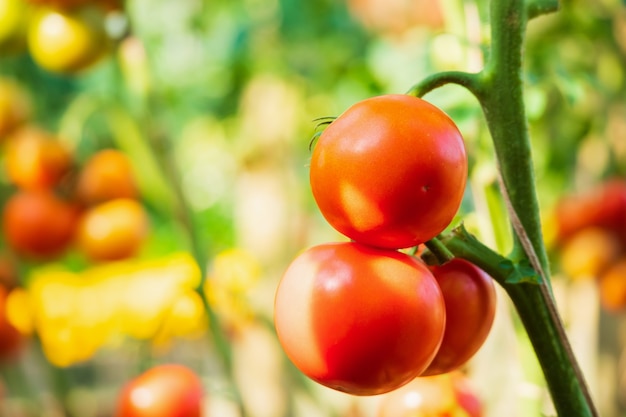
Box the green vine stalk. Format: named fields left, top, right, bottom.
left=412, top=0, right=598, bottom=416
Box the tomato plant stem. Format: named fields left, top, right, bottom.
left=413, top=0, right=599, bottom=415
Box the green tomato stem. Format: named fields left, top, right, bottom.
left=412, top=0, right=598, bottom=415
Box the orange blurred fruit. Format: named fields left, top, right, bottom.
left=599, top=259, right=626, bottom=313
left=4, top=126, right=72, bottom=189
left=76, top=198, right=149, bottom=262
left=75, top=149, right=138, bottom=206
left=559, top=227, right=622, bottom=280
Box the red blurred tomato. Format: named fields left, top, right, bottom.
left=76, top=198, right=148, bottom=261
left=27, top=4, right=111, bottom=74
left=310, top=94, right=467, bottom=250
left=75, top=149, right=138, bottom=206
left=4, top=126, right=72, bottom=189
left=554, top=179, right=626, bottom=244
left=115, top=364, right=204, bottom=417
left=377, top=372, right=483, bottom=417
left=0, top=285, right=23, bottom=361
left=422, top=259, right=496, bottom=376
left=274, top=242, right=445, bottom=395
left=2, top=189, right=79, bottom=260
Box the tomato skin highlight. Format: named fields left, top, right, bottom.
left=274, top=242, right=446, bottom=395
left=422, top=258, right=496, bottom=376
left=115, top=364, right=204, bottom=417
left=310, top=94, right=467, bottom=249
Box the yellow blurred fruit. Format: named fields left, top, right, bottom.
left=76, top=198, right=149, bottom=262
left=559, top=227, right=622, bottom=280
left=75, top=149, right=138, bottom=206
left=0, top=79, right=31, bottom=138
left=0, top=0, right=29, bottom=54
left=27, top=4, right=110, bottom=74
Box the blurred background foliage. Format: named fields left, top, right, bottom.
left=0, top=0, right=626, bottom=416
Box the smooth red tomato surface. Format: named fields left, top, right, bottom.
left=2, top=189, right=79, bottom=260
left=310, top=94, right=467, bottom=249
left=377, top=372, right=483, bottom=417
left=274, top=242, right=445, bottom=395
left=76, top=198, right=149, bottom=262
left=115, top=364, right=204, bottom=417
left=4, top=126, right=72, bottom=190
left=422, top=258, right=496, bottom=376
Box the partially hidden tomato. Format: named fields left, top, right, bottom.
left=377, top=372, right=483, bottom=417
left=274, top=242, right=445, bottom=395
left=558, top=227, right=622, bottom=280
left=4, top=126, right=72, bottom=189
left=2, top=189, right=79, bottom=260
left=310, top=94, right=467, bottom=250
left=76, top=198, right=149, bottom=262
left=0, top=285, right=23, bottom=361
left=347, top=0, right=444, bottom=38
left=27, top=4, right=111, bottom=74
left=422, top=258, right=496, bottom=376
left=0, top=79, right=31, bottom=139
left=554, top=179, right=626, bottom=244
left=598, top=258, right=626, bottom=313
left=115, top=364, right=204, bottom=417
left=75, top=149, right=138, bottom=206
left=0, top=0, right=29, bottom=54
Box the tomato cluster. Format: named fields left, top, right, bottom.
left=0, top=80, right=149, bottom=263
left=0, top=0, right=123, bottom=74
left=275, top=94, right=496, bottom=398
left=551, top=178, right=626, bottom=312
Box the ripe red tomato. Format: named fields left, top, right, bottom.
left=4, top=126, right=72, bottom=190
left=75, top=198, right=149, bottom=262
left=115, top=364, right=204, bottom=417
left=75, top=149, right=138, bottom=206
left=310, top=94, right=467, bottom=250
left=377, top=372, right=483, bottom=417
left=0, top=285, right=23, bottom=361
left=274, top=242, right=446, bottom=395
left=421, top=259, right=496, bottom=376
left=2, top=189, right=79, bottom=260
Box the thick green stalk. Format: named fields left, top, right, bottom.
left=468, top=1, right=597, bottom=415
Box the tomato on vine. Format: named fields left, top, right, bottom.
left=274, top=242, right=445, bottom=395
left=422, top=258, right=496, bottom=376
left=115, top=364, right=204, bottom=417
left=309, top=94, right=467, bottom=250
left=2, top=189, right=79, bottom=260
